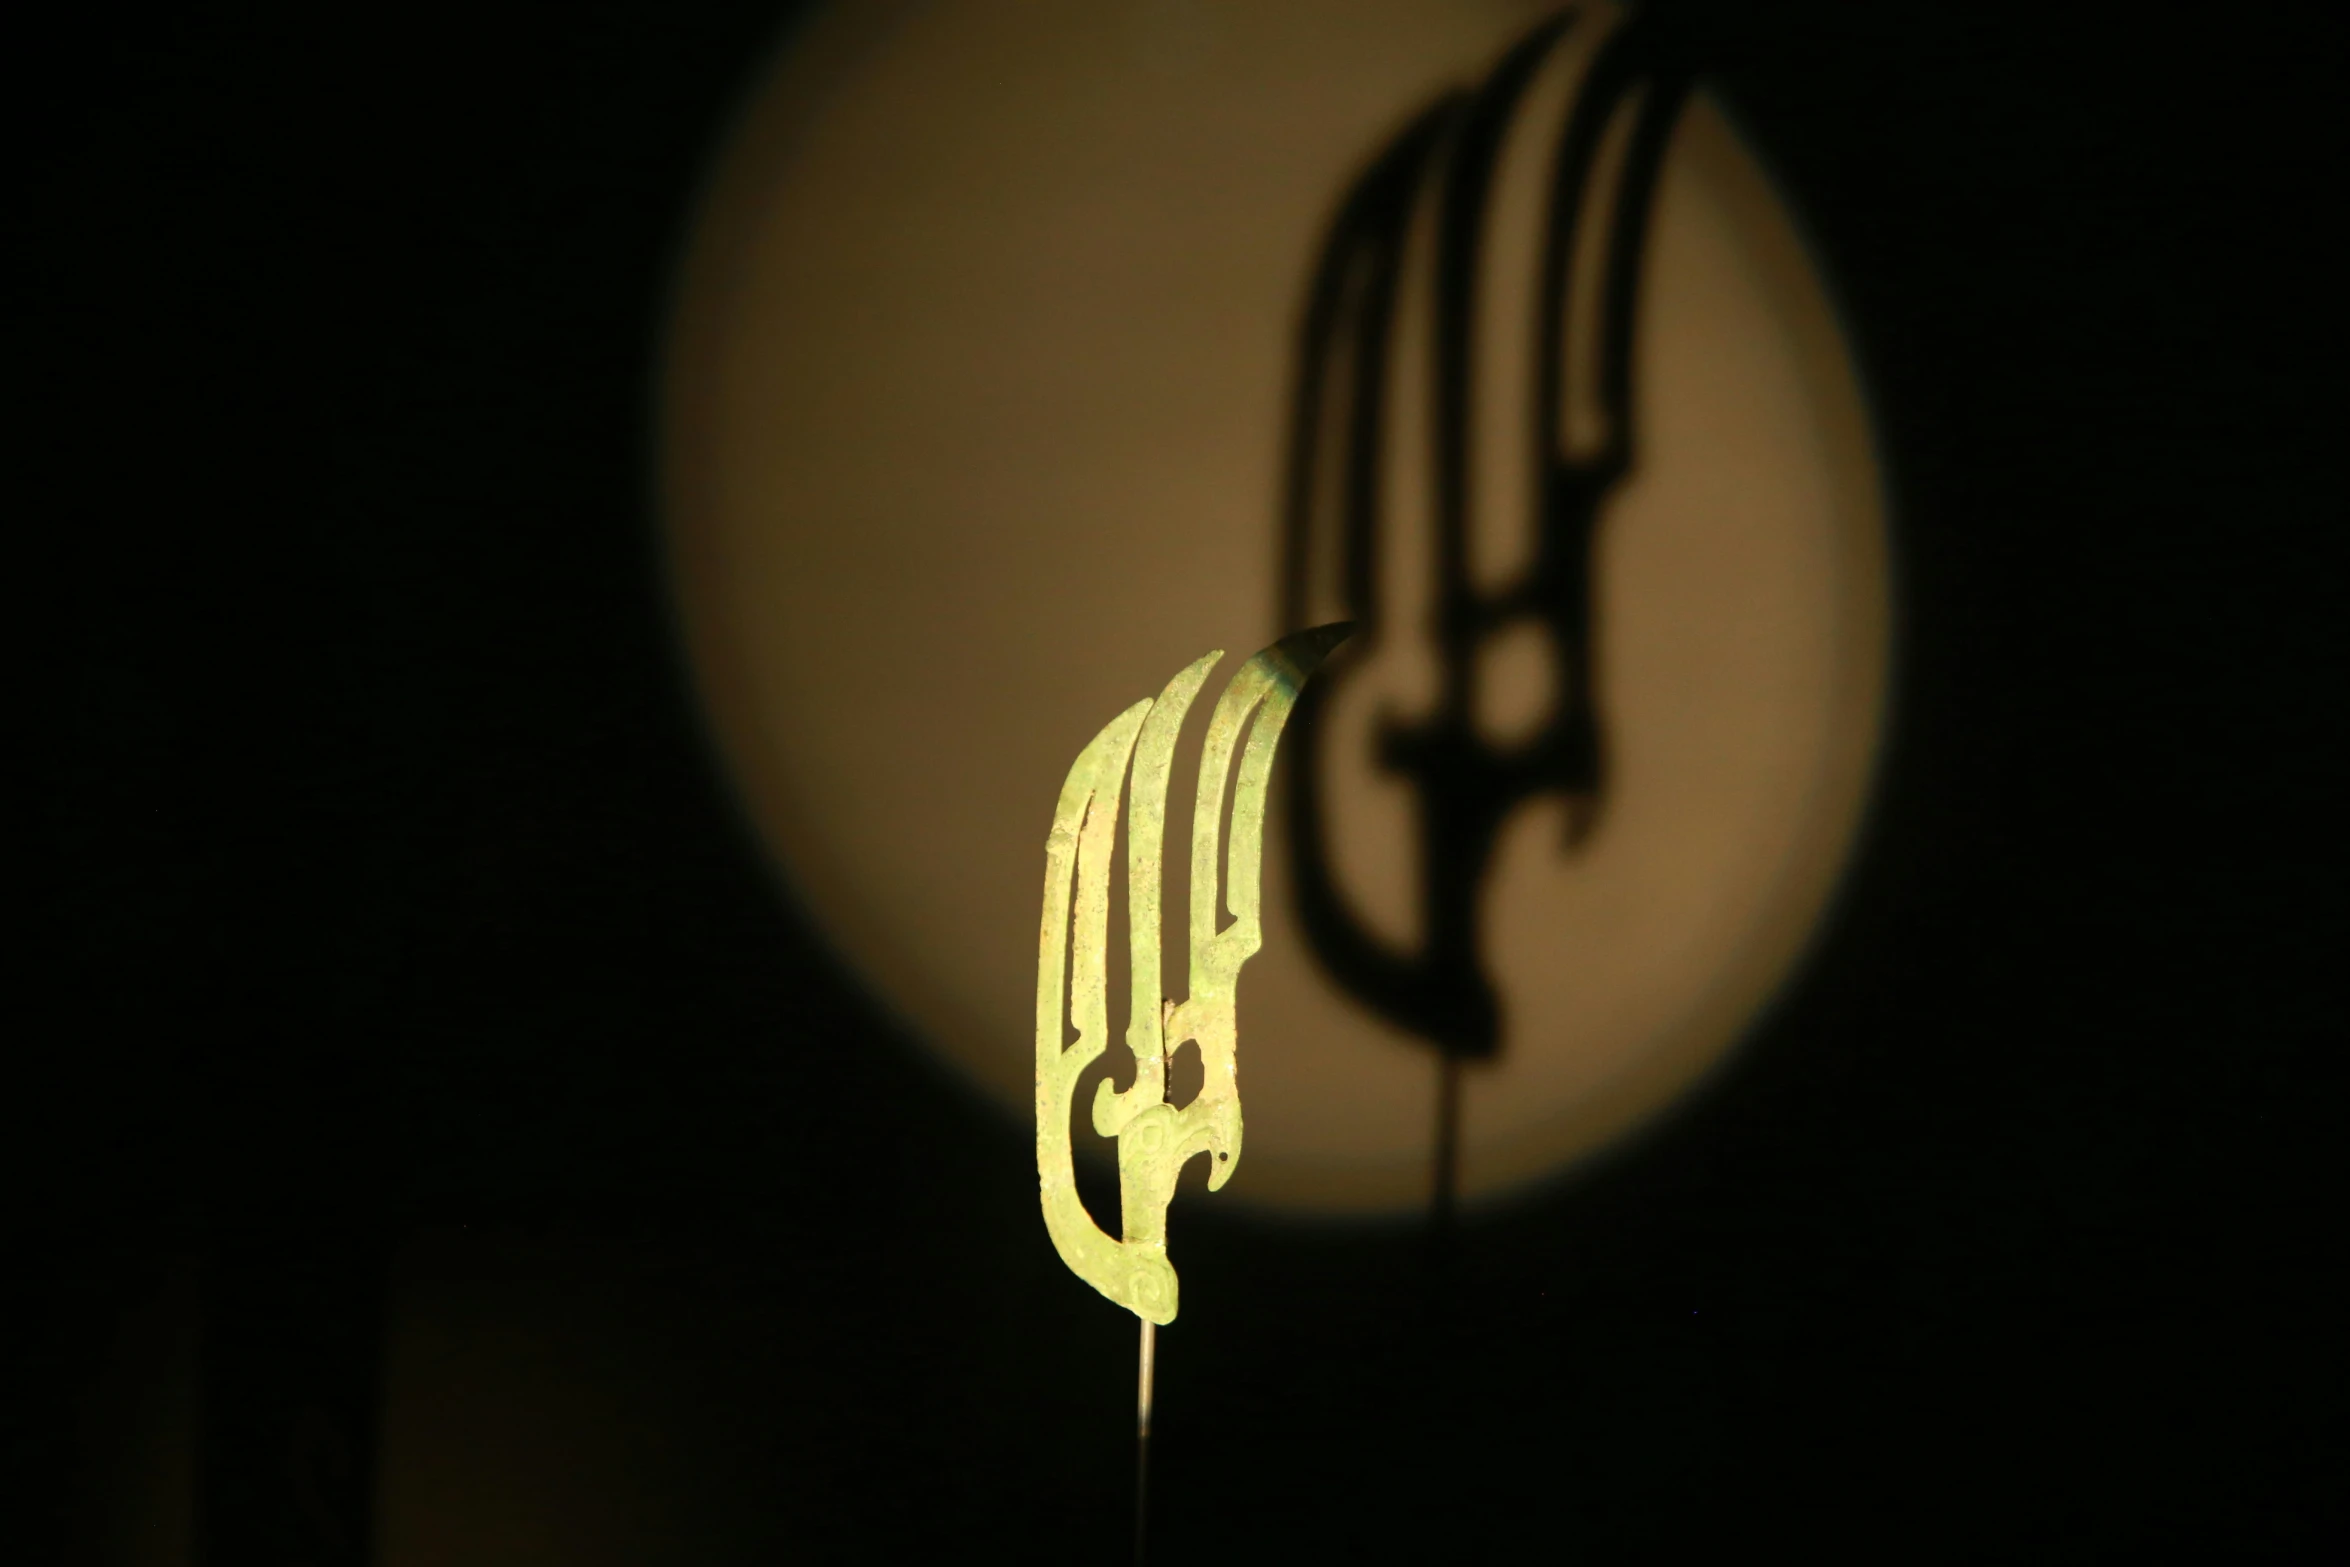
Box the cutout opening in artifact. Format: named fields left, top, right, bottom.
left=1165, top=1038, right=1203, bottom=1112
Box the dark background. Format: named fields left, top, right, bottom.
left=21, top=2, right=2340, bottom=1561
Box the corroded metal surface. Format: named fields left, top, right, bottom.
left=1036, top=625, right=1351, bottom=1323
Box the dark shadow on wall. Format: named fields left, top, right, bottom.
left=1278, top=6, right=1693, bottom=1242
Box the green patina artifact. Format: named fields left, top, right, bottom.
left=1035, top=624, right=1351, bottom=1326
